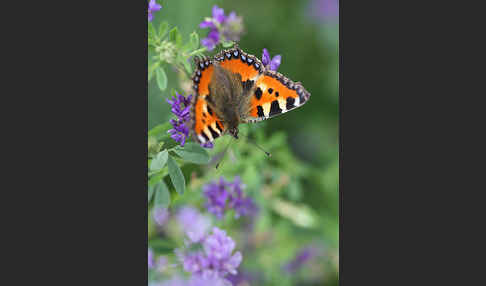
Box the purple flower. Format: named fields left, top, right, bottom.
left=201, top=141, right=214, bottom=149
left=309, top=0, right=339, bottom=24
left=188, top=275, right=231, bottom=286
left=176, top=227, right=242, bottom=279
left=212, top=5, right=226, bottom=23
left=203, top=227, right=242, bottom=276
left=203, top=176, right=257, bottom=219
left=153, top=206, right=169, bottom=226
left=167, top=92, right=213, bottom=148
left=221, top=12, right=244, bottom=42
left=176, top=206, right=211, bottom=243
left=159, top=275, right=231, bottom=286
left=148, top=248, right=155, bottom=269
left=283, top=246, right=318, bottom=273
left=166, top=92, right=192, bottom=146
left=199, top=5, right=244, bottom=51
left=176, top=250, right=209, bottom=273
left=262, top=48, right=282, bottom=71
left=148, top=0, right=162, bottom=22
left=200, top=29, right=219, bottom=51
left=199, top=21, right=216, bottom=29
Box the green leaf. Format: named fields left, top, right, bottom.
left=148, top=37, right=155, bottom=47
left=287, top=180, right=302, bottom=201
left=158, top=22, right=169, bottom=39
left=173, top=142, right=210, bottom=164
left=182, top=59, right=192, bottom=74
left=175, top=53, right=193, bottom=74
left=148, top=184, right=155, bottom=202
left=167, top=155, right=185, bottom=195
left=149, top=172, right=164, bottom=187
left=271, top=198, right=316, bottom=228
left=194, top=48, right=207, bottom=57
left=148, top=22, right=156, bottom=41
left=150, top=150, right=168, bottom=171
left=154, top=180, right=170, bottom=208
left=148, top=122, right=172, bottom=139
left=169, top=27, right=182, bottom=47
left=148, top=61, right=160, bottom=82
left=148, top=136, right=160, bottom=157
left=149, top=238, right=177, bottom=253
left=222, top=40, right=235, bottom=48
left=155, top=66, right=167, bottom=91
left=189, top=31, right=199, bottom=50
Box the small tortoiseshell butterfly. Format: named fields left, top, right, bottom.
left=190, top=45, right=310, bottom=145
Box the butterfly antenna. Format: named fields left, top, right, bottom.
left=240, top=132, right=271, bottom=157
left=215, top=137, right=235, bottom=169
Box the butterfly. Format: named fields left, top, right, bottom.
left=189, top=45, right=310, bottom=145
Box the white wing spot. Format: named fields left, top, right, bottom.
left=262, top=102, right=271, bottom=117
left=198, top=135, right=207, bottom=143
left=203, top=127, right=213, bottom=141
left=278, top=99, right=287, bottom=113
left=211, top=122, right=221, bottom=134
left=294, top=96, right=301, bottom=106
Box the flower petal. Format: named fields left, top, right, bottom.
left=199, top=20, right=216, bottom=29
left=269, top=54, right=282, bottom=71
left=212, top=5, right=226, bottom=23
left=201, top=37, right=216, bottom=51
left=261, top=48, right=271, bottom=66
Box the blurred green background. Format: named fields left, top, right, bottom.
left=148, top=0, right=338, bottom=285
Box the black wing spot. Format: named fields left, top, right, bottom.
left=269, top=100, right=282, bottom=117
left=207, top=105, right=213, bottom=116
left=208, top=125, right=219, bottom=139
left=202, top=112, right=207, bottom=117
left=257, top=106, right=265, bottom=117
left=286, top=97, right=295, bottom=110
left=216, top=121, right=223, bottom=133
left=275, top=91, right=279, bottom=97
left=202, top=119, right=206, bottom=124
left=268, top=88, right=273, bottom=94
left=255, top=88, right=263, bottom=100
left=201, top=131, right=210, bottom=142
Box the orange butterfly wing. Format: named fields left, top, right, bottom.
left=190, top=47, right=264, bottom=145
left=189, top=46, right=310, bottom=145
left=190, top=57, right=225, bottom=144
left=214, top=47, right=263, bottom=83
left=245, top=70, right=311, bottom=122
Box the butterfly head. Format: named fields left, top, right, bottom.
left=228, top=126, right=239, bottom=139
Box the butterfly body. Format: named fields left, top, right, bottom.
left=208, top=64, right=247, bottom=136
left=190, top=45, right=310, bottom=145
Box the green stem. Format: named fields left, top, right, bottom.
left=188, top=47, right=207, bottom=57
